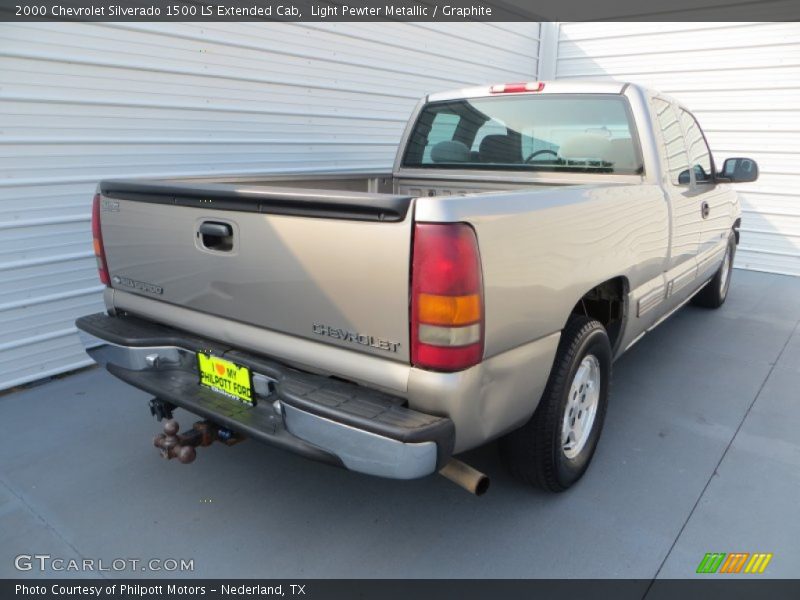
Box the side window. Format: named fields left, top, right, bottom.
left=679, top=109, right=713, bottom=183
left=652, top=98, right=691, bottom=186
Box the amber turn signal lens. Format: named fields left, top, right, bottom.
left=417, top=293, right=480, bottom=326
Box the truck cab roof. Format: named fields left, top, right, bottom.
left=426, top=80, right=633, bottom=103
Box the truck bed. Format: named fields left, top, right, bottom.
left=97, top=171, right=570, bottom=368
left=106, top=171, right=563, bottom=207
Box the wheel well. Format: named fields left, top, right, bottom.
left=571, top=277, right=628, bottom=351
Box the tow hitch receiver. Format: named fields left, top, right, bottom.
left=153, top=419, right=245, bottom=464
left=149, top=398, right=175, bottom=422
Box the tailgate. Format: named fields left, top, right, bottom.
left=98, top=180, right=415, bottom=363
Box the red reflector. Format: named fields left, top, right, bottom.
left=413, top=343, right=483, bottom=371
left=490, top=82, right=545, bottom=94
left=411, top=223, right=484, bottom=372
left=91, top=193, right=110, bottom=286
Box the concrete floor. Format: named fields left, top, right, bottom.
left=1, top=269, right=798, bottom=580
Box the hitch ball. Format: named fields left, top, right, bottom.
left=153, top=419, right=197, bottom=464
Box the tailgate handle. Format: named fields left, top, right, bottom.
left=199, top=222, right=232, bottom=237
left=198, top=221, right=233, bottom=251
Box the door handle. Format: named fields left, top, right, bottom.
left=197, top=221, right=233, bottom=251
left=701, top=201, right=710, bottom=219
left=198, top=222, right=232, bottom=237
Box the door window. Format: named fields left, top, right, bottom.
left=678, top=109, right=713, bottom=183
left=652, top=98, right=690, bottom=186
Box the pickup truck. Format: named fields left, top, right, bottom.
left=76, top=81, right=758, bottom=495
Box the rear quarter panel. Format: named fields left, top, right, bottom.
left=414, top=183, right=670, bottom=358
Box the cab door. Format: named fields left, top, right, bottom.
left=677, top=108, right=734, bottom=282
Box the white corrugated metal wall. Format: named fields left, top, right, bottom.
left=550, top=22, right=800, bottom=277
left=0, top=22, right=541, bottom=390
left=3, top=21, right=799, bottom=389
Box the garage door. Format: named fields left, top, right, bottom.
left=554, top=22, right=800, bottom=277
left=0, top=22, right=541, bottom=390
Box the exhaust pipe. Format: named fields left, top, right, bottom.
left=439, top=458, right=490, bottom=496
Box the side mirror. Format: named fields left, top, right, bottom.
left=718, top=157, right=759, bottom=183
left=678, top=169, right=691, bottom=185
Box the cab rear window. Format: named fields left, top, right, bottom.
left=402, top=94, right=643, bottom=175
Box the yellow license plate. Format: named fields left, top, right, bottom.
left=197, top=353, right=253, bottom=405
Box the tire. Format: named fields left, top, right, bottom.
left=691, top=232, right=736, bottom=309
left=500, top=316, right=612, bottom=492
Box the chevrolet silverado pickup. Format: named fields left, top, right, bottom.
left=76, top=81, right=759, bottom=494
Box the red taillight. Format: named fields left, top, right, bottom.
left=91, top=193, right=110, bottom=286
left=489, top=82, right=545, bottom=94
left=411, top=223, right=484, bottom=371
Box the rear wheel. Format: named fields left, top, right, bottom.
left=500, top=316, right=611, bottom=492
left=692, top=232, right=736, bottom=309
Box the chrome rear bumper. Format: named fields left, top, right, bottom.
left=76, top=314, right=454, bottom=480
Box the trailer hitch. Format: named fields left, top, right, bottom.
left=149, top=398, right=175, bottom=422
left=153, top=419, right=244, bottom=464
